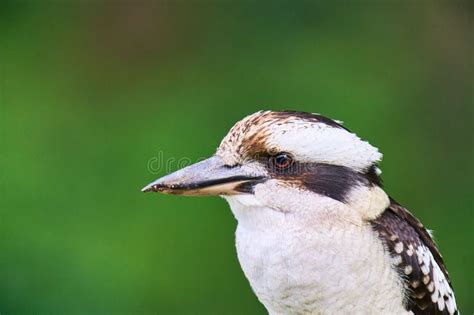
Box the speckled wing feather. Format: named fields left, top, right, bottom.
left=371, top=199, right=458, bottom=314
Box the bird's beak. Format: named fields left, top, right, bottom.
left=141, top=156, right=264, bottom=196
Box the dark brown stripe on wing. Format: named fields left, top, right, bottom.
left=371, top=200, right=457, bottom=314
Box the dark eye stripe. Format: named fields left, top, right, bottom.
left=263, top=157, right=381, bottom=202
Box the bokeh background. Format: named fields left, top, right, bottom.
left=1, top=1, right=472, bottom=314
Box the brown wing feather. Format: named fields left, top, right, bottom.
left=371, top=198, right=458, bottom=314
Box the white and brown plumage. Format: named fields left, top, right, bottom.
left=143, top=110, right=458, bottom=314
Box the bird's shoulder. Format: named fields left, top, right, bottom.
left=370, top=198, right=458, bottom=315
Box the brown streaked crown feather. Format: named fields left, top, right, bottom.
left=217, top=110, right=345, bottom=166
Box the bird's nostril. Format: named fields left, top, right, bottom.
left=223, top=164, right=239, bottom=169
left=153, top=184, right=166, bottom=191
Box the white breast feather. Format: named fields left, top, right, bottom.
left=224, top=182, right=409, bottom=314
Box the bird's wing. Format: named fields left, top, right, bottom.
left=371, top=198, right=458, bottom=315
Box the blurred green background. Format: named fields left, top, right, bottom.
left=0, top=1, right=472, bottom=314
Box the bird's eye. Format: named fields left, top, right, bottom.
left=271, top=152, right=294, bottom=170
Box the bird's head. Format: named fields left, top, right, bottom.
left=143, top=111, right=390, bottom=221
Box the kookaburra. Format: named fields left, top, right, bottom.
left=142, top=110, right=458, bottom=314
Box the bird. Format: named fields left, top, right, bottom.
left=142, top=110, right=458, bottom=315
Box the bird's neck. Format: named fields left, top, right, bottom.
left=224, top=181, right=390, bottom=231
left=224, top=185, right=404, bottom=314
